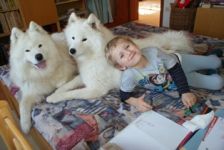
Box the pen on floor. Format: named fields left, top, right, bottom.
left=177, top=131, right=193, bottom=149
left=189, top=107, right=194, bottom=113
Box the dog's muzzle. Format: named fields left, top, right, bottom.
left=70, top=48, right=76, bottom=55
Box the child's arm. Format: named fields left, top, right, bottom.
left=181, top=92, right=197, bottom=108
left=168, top=63, right=190, bottom=95
left=158, top=49, right=197, bottom=107
left=119, top=71, right=152, bottom=111
left=120, top=90, right=152, bottom=112
left=168, top=63, right=197, bottom=107
left=158, top=50, right=190, bottom=95
left=126, top=94, right=152, bottom=112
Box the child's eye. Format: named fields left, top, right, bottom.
left=120, top=54, right=124, bottom=59
left=125, top=45, right=129, bottom=49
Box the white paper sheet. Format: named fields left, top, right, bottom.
left=109, top=111, right=190, bottom=150
left=183, top=111, right=215, bottom=132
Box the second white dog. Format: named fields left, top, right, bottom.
left=47, top=13, right=193, bottom=103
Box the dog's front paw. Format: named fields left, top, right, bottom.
left=20, top=116, right=31, bottom=134
left=54, top=87, right=65, bottom=93
left=57, top=80, right=67, bottom=88
left=46, top=94, right=60, bottom=103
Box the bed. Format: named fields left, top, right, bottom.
left=0, top=22, right=224, bottom=150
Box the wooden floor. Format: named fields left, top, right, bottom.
left=136, top=0, right=161, bottom=27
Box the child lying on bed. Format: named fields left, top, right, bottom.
left=105, top=36, right=224, bottom=112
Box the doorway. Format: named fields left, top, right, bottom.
left=137, top=0, right=162, bottom=27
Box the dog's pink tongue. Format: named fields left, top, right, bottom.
left=36, top=61, right=46, bottom=69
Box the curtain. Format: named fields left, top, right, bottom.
left=87, top=0, right=113, bottom=24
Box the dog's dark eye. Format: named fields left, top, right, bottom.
left=25, top=49, right=30, bottom=52
left=82, top=38, right=87, bottom=42
left=72, top=36, right=75, bottom=40
left=38, top=44, right=42, bottom=48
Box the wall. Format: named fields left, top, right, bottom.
left=162, top=0, right=175, bottom=27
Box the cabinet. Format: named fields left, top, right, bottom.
left=193, top=8, right=224, bottom=39
left=0, top=0, right=88, bottom=38
left=19, top=0, right=59, bottom=30
left=0, top=0, right=138, bottom=38
left=169, top=4, right=196, bottom=32
left=0, top=0, right=24, bottom=37
left=105, top=0, right=138, bottom=28
left=55, top=0, right=88, bottom=28
left=0, top=0, right=59, bottom=38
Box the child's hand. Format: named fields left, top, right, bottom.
left=126, top=94, right=152, bottom=112
left=181, top=92, right=197, bottom=108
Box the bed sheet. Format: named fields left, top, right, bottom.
left=1, top=22, right=224, bottom=150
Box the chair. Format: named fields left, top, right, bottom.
left=0, top=100, right=32, bottom=150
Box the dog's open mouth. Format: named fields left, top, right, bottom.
left=34, top=60, right=47, bottom=69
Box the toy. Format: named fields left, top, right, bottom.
left=176, top=0, right=191, bottom=8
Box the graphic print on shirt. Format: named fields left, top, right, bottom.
left=138, top=62, right=176, bottom=92
left=149, top=74, right=176, bottom=92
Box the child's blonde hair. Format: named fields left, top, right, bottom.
left=105, top=36, right=136, bottom=68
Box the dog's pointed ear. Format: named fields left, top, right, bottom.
left=68, top=12, right=79, bottom=24
left=10, top=27, right=24, bottom=45
left=85, top=13, right=101, bottom=30
left=28, top=21, right=46, bottom=33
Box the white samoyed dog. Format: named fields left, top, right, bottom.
left=47, top=13, right=194, bottom=103
left=9, top=21, right=77, bottom=133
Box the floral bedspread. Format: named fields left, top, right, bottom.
left=1, top=22, right=224, bottom=150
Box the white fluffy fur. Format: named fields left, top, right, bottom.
left=9, top=21, right=77, bottom=133
left=134, top=31, right=194, bottom=53
left=47, top=13, right=121, bottom=103
left=46, top=13, right=193, bottom=103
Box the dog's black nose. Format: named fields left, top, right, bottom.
left=70, top=48, right=76, bottom=55
left=35, top=53, right=43, bottom=61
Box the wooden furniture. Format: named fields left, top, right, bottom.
left=0, top=0, right=24, bottom=37
left=0, top=0, right=59, bottom=38
left=0, top=0, right=89, bottom=38
left=19, top=0, right=59, bottom=31
left=55, top=0, right=88, bottom=28
left=0, top=80, right=52, bottom=150
left=0, top=0, right=138, bottom=37
left=169, top=4, right=196, bottom=32
left=105, top=0, right=138, bottom=28
left=194, top=8, right=224, bottom=39
left=0, top=100, right=32, bottom=150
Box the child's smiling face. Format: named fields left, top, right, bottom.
left=111, top=39, right=142, bottom=69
